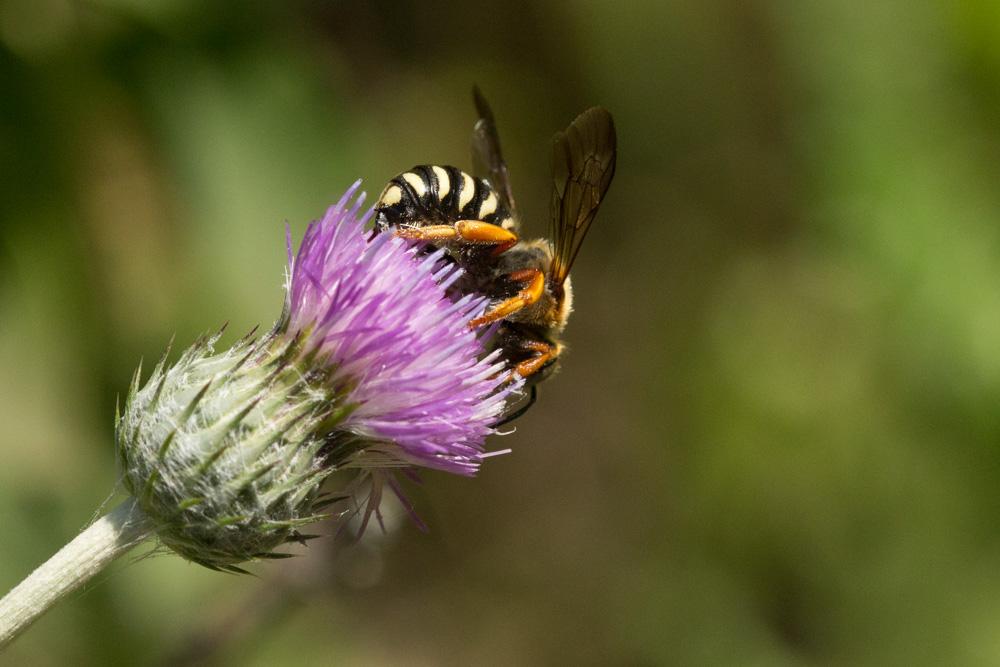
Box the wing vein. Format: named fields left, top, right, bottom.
left=549, top=107, right=617, bottom=285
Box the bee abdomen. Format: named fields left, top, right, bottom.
left=374, top=165, right=513, bottom=231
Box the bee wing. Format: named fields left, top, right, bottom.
left=549, top=106, right=617, bottom=286
left=471, top=86, right=519, bottom=221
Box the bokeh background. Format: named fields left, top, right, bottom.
left=4, top=1, right=1000, bottom=664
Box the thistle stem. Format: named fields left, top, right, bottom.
left=0, top=499, right=152, bottom=649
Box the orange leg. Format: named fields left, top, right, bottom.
left=468, top=269, right=545, bottom=329
left=396, top=220, right=517, bottom=253
left=513, top=341, right=557, bottom=379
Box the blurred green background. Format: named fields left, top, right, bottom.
left=4, top=0, right=1000, bottom=664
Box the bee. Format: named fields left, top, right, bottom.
left=374, top=88, right=616, bottom=418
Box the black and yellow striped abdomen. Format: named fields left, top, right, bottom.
left=374, top=165, right=514, bottom=233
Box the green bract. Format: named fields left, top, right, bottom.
left=116, top=332, right=349, bottom=571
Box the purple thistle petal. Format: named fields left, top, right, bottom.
left=286, top=181, right=521, bottom=475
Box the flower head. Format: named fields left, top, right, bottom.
left=284, top=182, right=515, bottom=475
left=116, top=181, right=517, bottom=569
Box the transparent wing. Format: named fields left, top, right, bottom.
left=549, top=106, right=617, bottom=285
left=471, top=86, right=518, bottom=221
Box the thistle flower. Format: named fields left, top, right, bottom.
left=0, top=182, right=519, bottom=647
left=284, top=183, right=512, bottom=475
left=117, top=181, right=517, bottom=568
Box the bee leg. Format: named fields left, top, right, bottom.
left=513, top=340, right=558, bottom=379
left=396, top=220, right=517, bottom=252
left=468, top=269, right=545, bottom=328
left=394, top=225, right=460, bottom=242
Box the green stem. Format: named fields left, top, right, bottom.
left=0, top=499, right=152, bottom=650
